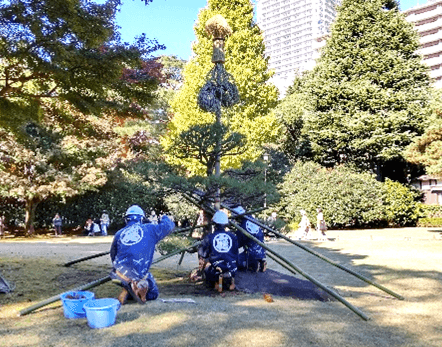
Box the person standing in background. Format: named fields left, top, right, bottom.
left=100, top=210, right=110, bottom=236
left=53, top=213, right=62, bottom=236
left=316, top=208, right=327, bottom=240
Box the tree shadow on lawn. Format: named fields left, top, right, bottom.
left=1, top=249, right=440, bottom=347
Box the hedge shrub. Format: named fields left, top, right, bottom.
left=276, top=161, right=421, bottom=228
left=416, top=217, right=442, bottom=227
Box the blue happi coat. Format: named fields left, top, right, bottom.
left=237, top=216, right=266, bottom=269
left=110, top=215, right=175, bottom=294
left=200, top=225, right=239, bottom=280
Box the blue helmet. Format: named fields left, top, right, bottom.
left=125, top=205, right=145, bottom=218
left=232, top=206, right=245, bottom=215
left=212, top=210, right=229, bottom=225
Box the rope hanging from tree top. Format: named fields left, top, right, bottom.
left=197, top=63, right=240, bottom=114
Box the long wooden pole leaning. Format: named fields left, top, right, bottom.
left=63, top=225, right=207, bottom=267
left=178, top=214, right=200, bottom=266
left=64, top=251, right=110, bottom=267
left=224, top=203, right=404, bottom=301
left=18, top=276, right=112, bottom=316
left=229, top=219, right=370, bottom=321
left=19, top=241, right=201, bottom=316
left=182, top=193, right=369, bottom=321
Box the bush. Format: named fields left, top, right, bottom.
left=276, top=161, right=386, bottom=228
left=419, top=204, right=442, bottom=218
left=382, top=179, right=421, bottom=226
left=156, top=235, right=194, bottom=255
left=416, top=217, right=442, bottom=227
left=275, top=161, right=423, bottom=229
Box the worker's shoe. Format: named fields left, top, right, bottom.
left=129, top=279, right=149, bottom=304
left=215, top=267, right=223, bottom=293
left=259, top=260, right=267, bottom=273
left=118, top=288, right=130, bottom=305
left=229, top=277, right=236, bottom=291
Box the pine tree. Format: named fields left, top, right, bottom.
left=162, top=0, right=279, bottom=176
left=405, top=89, right=442, bottom=176
left=298, top=0, right=431, bottom=181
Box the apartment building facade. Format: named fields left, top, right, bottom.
left=403, top=1, right=442, bottom=88
left=256, top=0, right=341, bottom=94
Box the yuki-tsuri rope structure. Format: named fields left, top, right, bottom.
left=197, top=62, right=239, bottom=114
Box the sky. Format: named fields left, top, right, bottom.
left=97, top=0, right=427, bottom=60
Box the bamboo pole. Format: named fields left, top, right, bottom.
left=183, top=193, right=370, bottom=321
left=19, top=241, right=201, bottom=316
left=63, top=225, right=206, bottom=267
left=19, top=276, right=112, bottom=316
left=178, top=214, right=201, bottom=266
left=229, top=218, right=370, bottom=321
left=64, top=251, right=110, bottom=267
left=223, top=203, right=404, bottom=301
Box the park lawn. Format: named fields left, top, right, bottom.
left=0, top=228, right=441, bottom=347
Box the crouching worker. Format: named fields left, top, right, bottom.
left=232, top=206, right=267, bottom=272
left=109, top=205, right=175, bottom=305
left=200, top=211, right=238, bottom=292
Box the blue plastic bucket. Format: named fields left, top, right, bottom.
left=60, top=291, right=95, bottom=319
left=83, top=298, right=121, bottom=329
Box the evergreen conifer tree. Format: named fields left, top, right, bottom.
left=405, top=89, right=442, bottom=176
left=162, top=0, right=279, bottom=176
left=299, top=0, right=431, bottom=181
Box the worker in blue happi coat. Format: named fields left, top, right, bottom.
left=199, top=210, right=238, bottom=292
left=110, top=205, right=175, bottom=304
left=232, top=205, right=267, bottom=272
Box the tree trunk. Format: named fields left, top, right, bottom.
left=25, top=199, right=38, bottom=236
left=375, top=161, right=384, bottom=182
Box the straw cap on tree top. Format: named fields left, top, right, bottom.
left=205, top=14, right=232, bottom=39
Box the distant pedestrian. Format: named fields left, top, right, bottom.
left=293, top=210, right=310, bottom=240
left=91, top=218, right=101, bottom=236
left=53, top=213, right=62, bottom=236
left=83, top=218, right=93, bottom=236
left=0, top=216, right=5, bottom=238
left=100, top=210, right=110, bottom=236
left=316, top=208, right=327, bottom=240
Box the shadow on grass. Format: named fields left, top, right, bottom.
left=1, top=235, right=441, bottom=347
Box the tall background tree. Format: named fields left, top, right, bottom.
left=0, top=0, right=163, bottom=128
left=406, top=88, right=442, bottom=177
left=0, top=0, right=165, bottom=233
left=280, top=0, right=431, bottom=182
left=162, top=0, right=279, bottom=176
left=0, top=103, right=127, bottom=233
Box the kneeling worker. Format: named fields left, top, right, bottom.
left=232, top=205, right=267, bottom=272
left=110, top=205, right=175, bottom=304
left=200, top=210, right=238, bottom=292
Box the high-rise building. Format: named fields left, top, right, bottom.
left=256, top=0, right=341, bottom=94
left=404, top=0, right=442, bottom=88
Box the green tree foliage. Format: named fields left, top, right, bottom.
left=277, top=161, right=385, bottom=228
left=382, top=178, right=421, bottom=226
left=0, top=0, right=163, bottom=129
left=35, top=160, right=174, bottom=232
left=276, top=161, right=420, bottom=228
left=405, top=89, right=442, bottom=176
left=162, top=0, right=279, bottom=176
left=284, top=0, right=431, bottom=181
left=274, top=75, right=312, bottom=162
left=0, top=101, right=128, bottom=233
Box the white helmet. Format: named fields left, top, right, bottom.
left=126, top=205, right=145, bottom=217
left=212, top=210, right=229, bottom=225
left=232, top=206, right=245, bottom=215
